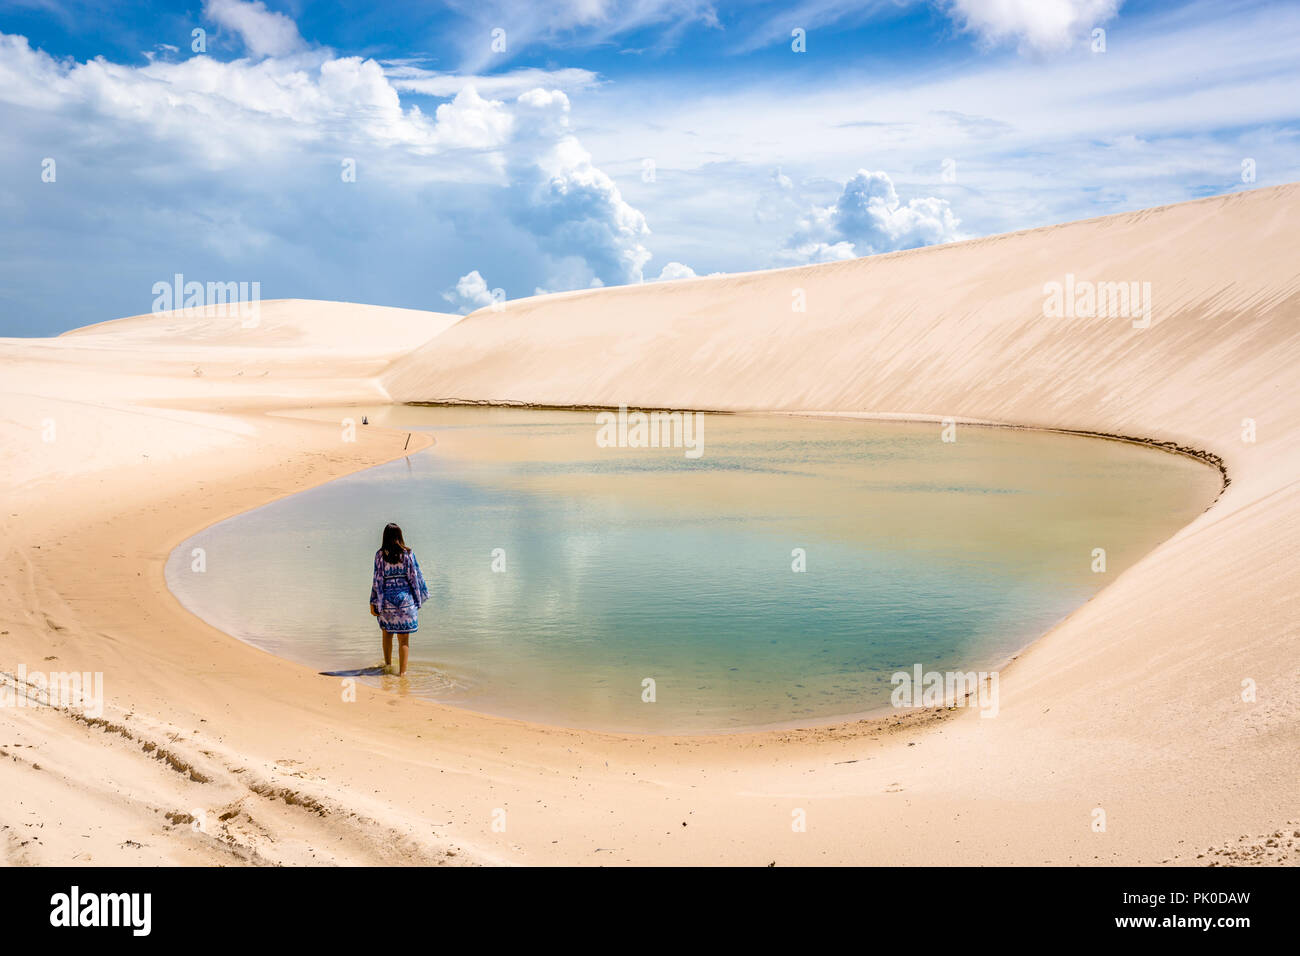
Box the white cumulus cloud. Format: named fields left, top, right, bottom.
left=204, top=0, right=307, bottom=58
left=653, top=261, right=698, bottom=281
left=442, top=270, right=505, bottom=313
left=944, top=0, right=1122, bottom=53
left=0, top=18, right=660, bottom=306
left=780, top=169, right=960, bottom=263
left=505, top=88, right=652, bottom=289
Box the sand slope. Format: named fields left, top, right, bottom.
left=2, top=187, right=1297, bottom=866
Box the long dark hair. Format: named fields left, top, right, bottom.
left=380, top=523, right=409, bottom=564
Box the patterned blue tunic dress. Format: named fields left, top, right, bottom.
left=369, top=549, right=429, bottom=634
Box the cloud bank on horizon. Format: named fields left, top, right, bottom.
left=0, top=0, right=1296, bottom=332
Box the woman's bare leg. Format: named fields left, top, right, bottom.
left=398, top=635, right=410, bottom=676
left=382, top=632, right=393, bottom=669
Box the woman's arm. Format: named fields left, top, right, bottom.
left=409, top=552, right=429, bottom=607
left=370, top=551, right=382, bottom=611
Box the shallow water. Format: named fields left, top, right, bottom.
left=165, top=407, right=1220, bottom=732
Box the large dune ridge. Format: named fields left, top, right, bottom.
left=1, top=184, right=1296, bottom=866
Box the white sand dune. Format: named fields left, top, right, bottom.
left=63, top=297, right=458, bottom=349
left=1, top=185, right=1296, bottom=865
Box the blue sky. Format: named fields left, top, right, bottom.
left=1, top=0, right=1297, bottom=334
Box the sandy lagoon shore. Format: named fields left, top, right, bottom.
left=1, top=187, right=1297, bottom=866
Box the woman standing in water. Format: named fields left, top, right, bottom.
left=369, top=523, right=429, bottom=676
